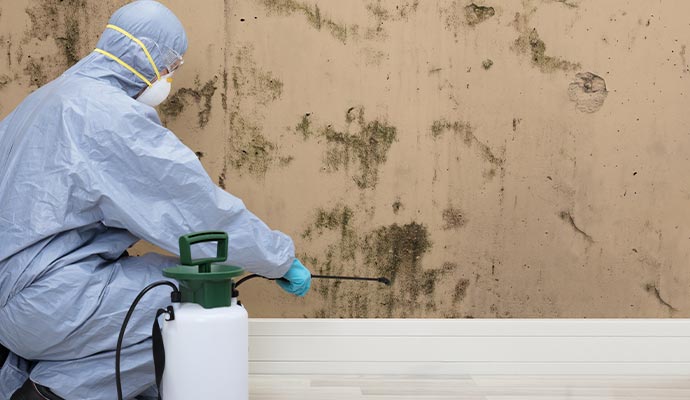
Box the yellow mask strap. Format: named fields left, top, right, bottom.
left=94, top=48, right=153, bottom=87
left=94, top=24, right=162, bottom=87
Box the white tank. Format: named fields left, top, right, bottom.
left=161, top=298, right=248, bottom=400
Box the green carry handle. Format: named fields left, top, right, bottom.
left=178, top=231, right=228, bottom=273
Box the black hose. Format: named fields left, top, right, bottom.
left=235, top=273, right=391, bottom=288
left=116, top=281, right=180, bottom=400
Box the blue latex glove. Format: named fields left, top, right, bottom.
left=277, top=258, right=311, bottom=297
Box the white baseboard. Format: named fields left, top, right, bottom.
left=248, top=319, right=690, bottom=375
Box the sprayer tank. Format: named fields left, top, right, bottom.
left=161, top=299, right=248, bottom=400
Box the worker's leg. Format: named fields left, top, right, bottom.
left=0, top=253, right=177, bottom=399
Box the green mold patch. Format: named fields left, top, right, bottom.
left=218, top=164, right=227, bottom=189
left=306, top=217, right=467, bottom=318
left=302, top=205, right=357, bottom=261
left=442, top=207, right=467, bottom=230
left=225, top=45, right=284, bottom=177
left=0, top=74, right=10, bottom=90
left=25, top=59, right=47, bottom=87
left=453, top=278, right=470, bottom=304
left=259, top=0, right=350, bottom=43
left=295, top=113, right=312, bottom=139
left=295, top=107, right=397, bottom=189
left=364, top=223, right=429, bottom=289
left=512, top=13, right=581, bottom=73
left=227, top=112, right=276, bottom=177
left=392, top=198, right=402, bottom=214
left=431, top=119, right=504, bottom=167
left=24, top=0, right=105, bottom=68
left=464, top=3, right=496, bottom=26
left=159, top=76, right=218, bottom=128
left=442, top=1, right=495, bottom=38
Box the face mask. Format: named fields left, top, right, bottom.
left=136, top=72, right=174, bottom=107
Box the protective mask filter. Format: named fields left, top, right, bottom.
left=137, top=72, right=174, bottom=107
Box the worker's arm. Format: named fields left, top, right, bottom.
left=81, top=105, right=293, bottom=278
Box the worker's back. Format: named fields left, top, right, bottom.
left=0, top=66, right=142, bottom=309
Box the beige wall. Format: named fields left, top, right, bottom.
left=1, top=0, right=689, bottom=318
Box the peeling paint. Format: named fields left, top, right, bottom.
left=568, top=72, right=608, bottom=113
left=464, top=3, right=495, bottom=26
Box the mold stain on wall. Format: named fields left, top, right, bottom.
left=258, top=0, right=350, bottom=43
left=442, top=206, right=466, bottom=230
left=512, top=7, right=581, bottom=73
left=431, top=119, right=504, bottom=169
left=442, top=1, right=495, bottom=39
left=301, top=202, right=462, bottom=318
left=294, top=106, right=397, bottom=189
left=224, top=45, right=284, bottom=177
left=160, top=76, right=219, bottom=128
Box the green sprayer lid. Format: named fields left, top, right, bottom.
left=163, top=231, right=244, bottom=309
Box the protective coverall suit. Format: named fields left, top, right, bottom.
left=0, top=1, right=300, bottom=398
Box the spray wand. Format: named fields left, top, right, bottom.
left=235, top=273, right=391, bottom=288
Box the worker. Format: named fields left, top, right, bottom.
left=0, top=1, right=311, bottom=398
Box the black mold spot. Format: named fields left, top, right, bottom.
left=195, top=151, right=205, bottom=159
left=159, top=76, right=218, bottom=128
left=279, top=156, right=294, bottom=166
left=218, top=164, right=227, bottom=190
left=259, top=0, right=349, bottom=43
left=442, top=207, right=466, bottom=230
left=568, top=72, right=608, bottom=113
left=364, top=222, right=430, bottom=287
left=482, top=59, right=494, bottom=70
left=0, top=74, right=10, bottom=90
left=25, top=60, right=47, bottom=87
left=644, top=283, right=677, bottom=312
left=559, top=211, right=594, bottom=243
left=453, top=278, right=470, bottom=304
left=512, top=117, right=521, bottom=132
left=295, top=107, right=397, bottom=189
left=296, top=113, right=312, bottom=139
left=221, top=71, right=228, bottom=111
left=227, top=112, right=276, bottom=176
left=303, top=205, right=358, bottom=261
left=392, top=199, right=402, bottom=214
left=25, top=0, right=90, bottom=69
left=513, top=13, right=581, bottom=73
left=465, top=3, right=495, bottom=26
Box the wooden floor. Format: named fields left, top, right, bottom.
left=249, top=375, right=690, bottom=399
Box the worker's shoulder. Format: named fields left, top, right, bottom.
left=55, top=77, right=163, bottom=131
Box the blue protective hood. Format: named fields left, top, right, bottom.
left=81, top=0, right=188, bottom=97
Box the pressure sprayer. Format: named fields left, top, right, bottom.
left=115, top=231, right=390, bottom=400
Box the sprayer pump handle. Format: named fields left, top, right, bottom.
left=178, top=231, right=229, bottom=269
